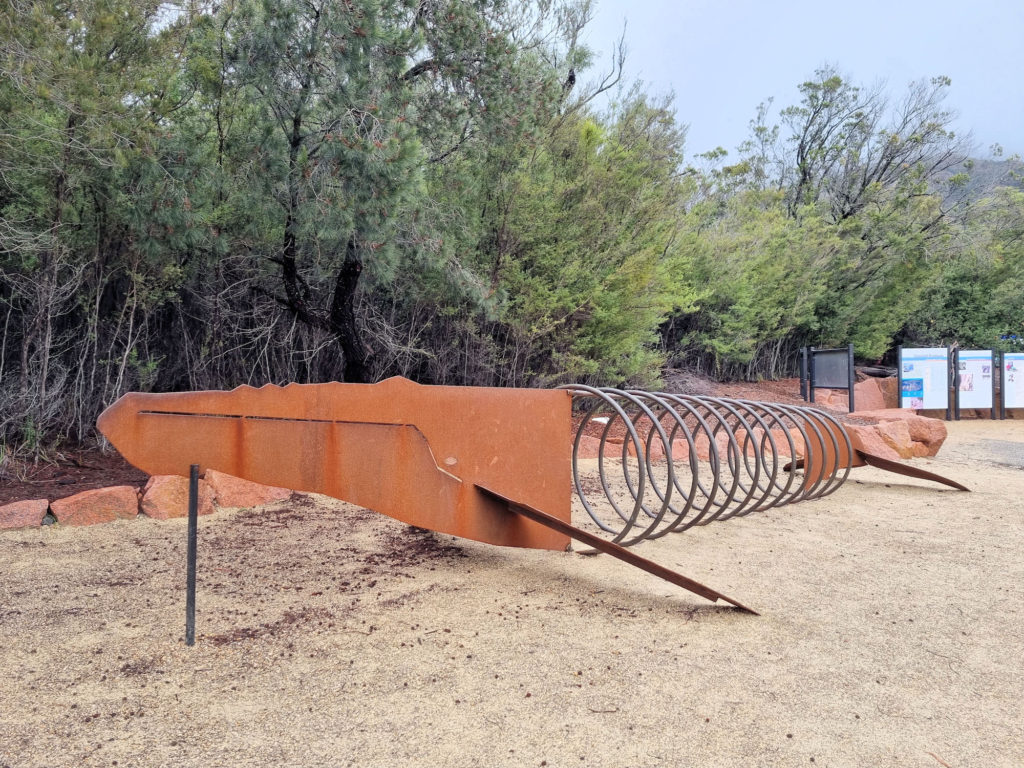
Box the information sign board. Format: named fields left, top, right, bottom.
left=956, top=350, right=994, bottom=410
left=813, top=349, right=850, bottom=388
left=801, top=344, right=856, bottom=412
left=1004, top=353, right=1024, bottom=409
left=900, top=347, right=949, bottom=410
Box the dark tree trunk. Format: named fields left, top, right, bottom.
left=276, top=74, right=370, bottom=383
left=279, top=104, right=320, bottom=331
left=329, top=237, right=370, bottom=383
left=278, top=232, right=372, bottom=383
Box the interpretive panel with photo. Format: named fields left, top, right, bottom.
left=1004, top=353, right=1024, bottom=409
left=900, top=347, right=949, bottom=410
left=956, top=350, right=993, bottom=409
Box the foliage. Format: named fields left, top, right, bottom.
left=668, top=65, right=990, bottom=376
left=906, top=187, right=1024, bottom=350
left=664, top=191, right=839, bottom=378
left=1, top=7, right=1020, bottom=453
left=474, top=95, right=697, bottom=386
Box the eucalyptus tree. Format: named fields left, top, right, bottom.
left=908, top=185, right=1024, bottom=349
left=781, top=70, right=972, bottom=357
left=669, top=67, right=976, bottom=374
left=776, top=67, right=970, bottom=221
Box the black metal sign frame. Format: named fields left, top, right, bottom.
left=800, top=344, right=855, bottom=413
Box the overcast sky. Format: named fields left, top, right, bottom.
left=581, top=0, right=1024, bottom=161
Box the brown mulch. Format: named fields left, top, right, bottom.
left=0, top=450, right=148, bottom=506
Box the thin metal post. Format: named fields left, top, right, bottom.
left=799, top=347, right=808, bottom=401
left=185, top=463, right=199, bottom=647
left=953, top=348, right=961, bottom=421
left=992, top=350, right=999, bottom=420
left=847, top=343, right=855, bottom=413
left=897, top=345, right=903, bottom=409
left=1000, top=351, right=1007, bottom=420
left=945, top=346, right=952, bottom=421
left=808, top=347, right=815, bottom=404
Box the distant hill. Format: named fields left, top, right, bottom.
left=938, top=157, right=1023, bottom=201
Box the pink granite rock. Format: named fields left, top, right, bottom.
left=141, top=475, right=215, bottom=520
left=767, top=428, right=806, bottom=459
left=911, top=441, right=932, bottom=458
left=204, top=469, right=291, bottom=508
left=853, top=409, right=947, bottom=457
left=813, top=388, right=835, bottom=406
left=878, top=377, right=899, bottom=408
left=846, top=424, right=902, bottom=462
left=853, top=377, right=887, bottom=412
left=50, top=486, right=139, bottom=526
left=0, top=499, right=49, bottom=530
left=902, top=417, right=948, bottom=456
left=874, top=419, right=916, bottom=459
left=669, top=439, right=691, bottom=461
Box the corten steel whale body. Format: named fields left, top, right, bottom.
left=98, top=377, right=967, bottom=614
left=98, top=377, right=574, bottom=551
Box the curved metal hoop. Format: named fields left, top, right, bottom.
left=560, top=386, right=854, bottom=549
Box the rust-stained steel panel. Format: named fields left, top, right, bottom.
left=98, top=377, right=572, bottom=551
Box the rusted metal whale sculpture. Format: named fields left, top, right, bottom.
left=98, top=377, right=967, bottom=614
left=99, top=377, right=572, bottom=550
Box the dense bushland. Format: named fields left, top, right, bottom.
left=1, top=0, right=1022, bottom=455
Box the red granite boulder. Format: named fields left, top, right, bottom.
left=846, top=424, right=902, bottom=462
left=0, top=499, right=49, bottom=530
left=853, top=377, right=887, bottom=412
left=204, top=469, right=291, bottom=508
left=141, top=475, right=215, bottom=520
left=853, top=409, right=947, bottom=457
left=874, top=419, right=916, bottom=459
left=50, top=486, right=139, bottom=526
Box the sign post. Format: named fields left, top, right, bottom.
left=799, top=347, right=809, bottom=401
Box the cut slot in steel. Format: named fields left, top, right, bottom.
left=98, top=377, right=967, bottom=613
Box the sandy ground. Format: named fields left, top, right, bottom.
left=1, top=418, right=1022, bottom=768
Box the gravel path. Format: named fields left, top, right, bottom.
left=1, top=419, right=1022, bottom=767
